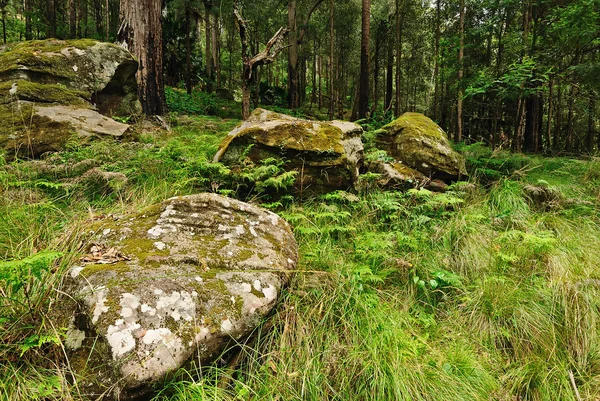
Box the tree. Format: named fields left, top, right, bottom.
left=234, top=2, right=288, bottom=120
left=358, top=0, right=370, bottom=119
left=118, top=0, right=167, bottom=115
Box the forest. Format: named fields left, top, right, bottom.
left=1, top=1, right=600, bottom=401
left=0, top=0, right=598, bottom=151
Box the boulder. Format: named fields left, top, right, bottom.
left=213, top=108, right=364, bottom=196
left=1, top=102, right=130, bottom=159
left=58, top=193, right=297, bottom=400
left=0, top=39, right=139, bottom=159
left=374, top=112, right=467, bottom=180
left=0, top=39, right=139, bottom=115
left=361, top=159, right=448, bottom=192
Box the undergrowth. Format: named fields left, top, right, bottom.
left=1, top=115, right=600, bottom=400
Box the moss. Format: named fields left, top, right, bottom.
left=380, top=112, right=448, bottom=142
left=0, top=39, right=98, bottom=77
left=0, top=80, right=89, bottom=105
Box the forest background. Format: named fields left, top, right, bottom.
left=0, top=0, right=598, bottom=153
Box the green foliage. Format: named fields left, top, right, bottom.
left=0, top=251, right=62, bottom=297
left=165, top=87, right=241, bottom=119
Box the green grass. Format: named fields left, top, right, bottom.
left=1, top=113, right=600, bottom=400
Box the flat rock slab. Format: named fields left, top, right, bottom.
left=214, top=108, right=364, bottom=196
left=35, top=105, right=129, bottom=137
left=0, top=103, right=130, bottom=159
left=60, top=193, right=298, bottom=400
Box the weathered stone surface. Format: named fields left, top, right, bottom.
left=374, top=112, right=467, bottom=180
left=1, top=103, right=130, bottom=159
left=0, top=39, right=139, bottom=114
left=59, top=193, right=297, bottom=400
left=213, top=108, right=364, bottom=196
left=0, top=39, right=139, bottom=159
left=362, top=159, right=448, bottom=192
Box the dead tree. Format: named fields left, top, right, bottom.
left=234, top=4, right=288, bottom=120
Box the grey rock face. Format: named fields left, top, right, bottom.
left=60, top=193, right=297, bottom=400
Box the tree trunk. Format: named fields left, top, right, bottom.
left=394, top=0, right=401, bottom=116
left=385, top=28, right=393, bottom=110
left=185, top=5, right=192, bottom=94
left=106, top=0, right=110, bottom=40
left=69, top=0, right=77, bottom=38
left=456, top=0, right=464, bottom=142
left=357, top=0, right=370, bottom=119
left=546, top=79, right=553, bottom=150
left=25, top=0, right=32, bottom=40
left=566, top=84, right=577, bottom=152
left=212, top=11, right=220, bottom=87
left=554, top=85, right=562, bottom=151
left=47, top=0, right=57, bottom=38
left=372, top=24, right=381, bottom=115
left=433, top=0, right=440, bottom=120
left=1, top=5, right=6, bottom=44
left=287, top=0, right=299, bottom=109
left=118, top=0, right=167, bottom=115
left=328, top=0, right=334, bottom=118
left=205, top=2, right=213, bottom=90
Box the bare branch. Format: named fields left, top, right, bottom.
left=249, top=26, right=289, bottom=69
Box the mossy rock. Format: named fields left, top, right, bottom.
left=56, top=193, right=298, bottom=400
left=214, top=108, right=364, bottom=196
left=0, top=102, right=130, bottom=160
left=374, top=112, right=467, bottom=180
left=0, top=39, right=140, bottom=116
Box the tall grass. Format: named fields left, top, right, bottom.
left=1, top=117, right=600, bottom=400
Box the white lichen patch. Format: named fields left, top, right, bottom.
left=91, top=288, right=109, bottom=324
left=235, top=225, right=245, bottom=235
left=140, top=303, right=156, bottom=316
left=241, top=283, right=252, bottom=293
left=221, top=319, right=234, bottom=333
left=147, top=225, right=165, bottom=239
left=70, top=265, right=84, bottom=278
left=120, top=293, right=140, bottom=320
left=153, top=241, right=167, bottom=251
left=262, top=285, right=277, bottom=301
left=253, top=279, right=262, bottom=291
left=155, top=291, right=195, bottom=322
left=106, top=320, right=140, bottom=359
left=142, top=327, right=172, bottom=345
left=102, top=228, right=111, bottom=236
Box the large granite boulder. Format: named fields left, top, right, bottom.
left=374, top=113, right=467, bottom=180
left=58, top=193, right=297, bottom=400
left=0, top=39, right=139, bottom=160
left=213, top=108, right=364, bottom=196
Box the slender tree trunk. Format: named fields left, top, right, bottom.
left=185, top=6, right=192, bottom=94
left=47, top=0, right=57, bottom=38
left=1, top=5, right=6, bottom=44
left=554, top=85, right=562, bottom=151
left=69, top=0, right=77, bottom=38
left=205, top=2, right=213, bottom=90
left=385, top=30, right=393, bottom=110
left=372, top=27, right=380, bottom=114
left=287, top=0, right=299, bottom=108
left=318, top=54, right=322, bottom=109
left=105, top=0, right=110, bottom=40
left=456, top=0, right=464, bottom=142
left=546, top=79, right=553, bottom=150
left=394, top=0, right=401, bottom=116
left=118, top=0, right=167, bottom=115
left=566, top=84, right=577, bottom=153
left=25, top=0, right=32, bottom=40
left=433, top=0, right=440, bottom=120
left=328, top=0, right=334, bottom=118
left=212, top=11, right=220, bottom=87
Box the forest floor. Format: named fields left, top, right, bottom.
left=1, top=93, right=600, bottom=400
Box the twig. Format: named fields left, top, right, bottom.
left=569, top=370, right=583, bottom=401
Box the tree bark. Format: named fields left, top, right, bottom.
left=118, top=0, right=167, bottom=115
left=47, top=0, right=57, bottom=38
left=433, top=0, right=441, bottom=120
left=185, top=5, right=192, bottom=94
left=69, top=0, right=78, bottom=38
left=357, top=0, right=370, bottom=119
left=394, top=0, right=401, bottom=116
left=212, top=11, right=220, bottom=87
left=456, top=0, right=464, bottom=142
left=287, top=0, right=299, bottom=109
left=328, top=0, right=334, bottom=118
left=25, top=0, right=32, bottom=40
